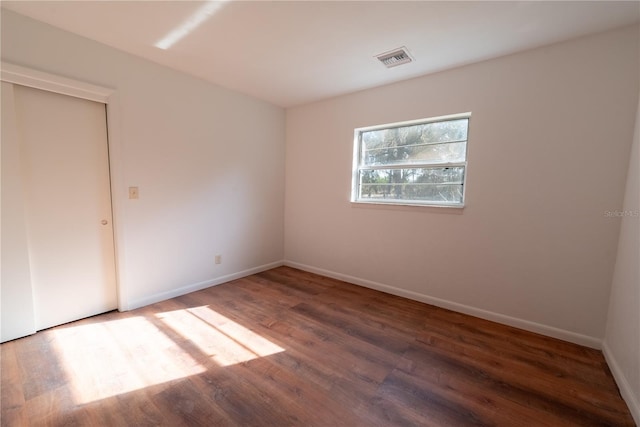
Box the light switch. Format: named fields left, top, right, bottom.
left=128, top=186, right=139, bottom=199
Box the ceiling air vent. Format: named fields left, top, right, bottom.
left=375, top=47, right=413, bottom=68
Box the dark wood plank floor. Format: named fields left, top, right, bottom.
left=1, top=266, right=635, bottom=426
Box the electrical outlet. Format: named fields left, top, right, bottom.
left=215, top=255, right=222, bottom=265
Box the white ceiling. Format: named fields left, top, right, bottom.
left=3, top=1, right=639, bottom=108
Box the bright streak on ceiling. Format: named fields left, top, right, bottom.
left=2, top=1, right=639, bottom=107
left=155, top=1, right=228, bottom=50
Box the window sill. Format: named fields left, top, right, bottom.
left=350, top=200, right=465, bottom=214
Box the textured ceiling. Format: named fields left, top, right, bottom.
left=3, top=1, right=639, bottom=107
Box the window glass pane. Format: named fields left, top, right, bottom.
left=358, top=167, right=464, bottom=204
left=362, top=141, right=466, bottom=166
left=361, top=118, right=468, bottom=166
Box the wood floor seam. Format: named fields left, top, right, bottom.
left=1, top=266, right=635, bottom=426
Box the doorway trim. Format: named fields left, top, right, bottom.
left=2, top=62, right=129, bottom=311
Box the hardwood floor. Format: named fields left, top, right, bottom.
left=1, top=266, right=635, bottom=426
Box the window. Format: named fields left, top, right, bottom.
left=351, top=113, right=470, bottom=207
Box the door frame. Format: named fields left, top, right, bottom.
left=1, top=62, right=128, bottom=311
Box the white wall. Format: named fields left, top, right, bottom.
left=285, top=25, right=639, bottom=346
left=1, top=10, right=285, bottom=317
left=604, top=93, right=640, bottom=424
left=2, top=9, right=637, bottom=354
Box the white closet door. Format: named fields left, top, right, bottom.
left=14, top=84, right=117, bottom=330
left=1, top=82, right=37, bottom=342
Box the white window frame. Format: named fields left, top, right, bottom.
left=351, top=112, right=471, bottom=208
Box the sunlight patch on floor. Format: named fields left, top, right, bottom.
left=52, top=316, right=206, bottom=405
left=156, top=305, right=285, bottom=367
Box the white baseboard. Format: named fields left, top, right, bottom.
left=121, top=259, right=636, bottom=422
left=126, top=260, right=284, bottom=310
left=283, top=260, right=602, bottom=349
left=602, top=342, right=640, bottom=426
